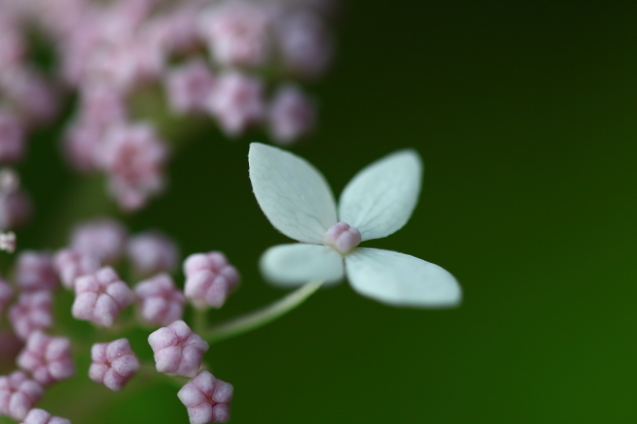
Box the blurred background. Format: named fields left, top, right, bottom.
left=4, top=1, right=637, bottom=423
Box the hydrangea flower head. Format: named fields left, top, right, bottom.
left=249, top=143, right=461, bottom=307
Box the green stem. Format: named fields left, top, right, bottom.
left=204, top=281, right=324, bottom=344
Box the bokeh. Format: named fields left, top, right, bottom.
left=3, top=1, right=637, bottom=423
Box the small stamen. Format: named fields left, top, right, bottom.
left=324, top=221, right=362, bottom=255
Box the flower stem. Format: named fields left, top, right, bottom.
left=204, top=281, right=324, bottom=344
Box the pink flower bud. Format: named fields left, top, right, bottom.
left=17, top=331, right=75, bottom=386
left=53, top=249, right=99, bottom=290
left=0, top=278, right=13, bottom=316
left=135, top=273, right=185, bottom=327
left=0, top=371, right=43, bottom=420
left=78, top=83, right=128, bottom=129
left=177, top=370, right=233, bottom=424
left=21, top=408, right=71, bottom=424
left=9, top=291, right=53, bottom=340
left=127, top=231, right=178, bottom=277
left=70, top=218, right=127, bottom=265
left=206, top=71, right=265, bottom=137
left=275, top=11, right=333, bottom=80
left=323, top=221, right=361, bottom=255
left=165, top=59, right=216, bottom=115
left=0, top=110, right=26, bottom=164
left=148, top=320, right=208, bottom=378
left=15, top=252, right=59, bottom=292
left=183, top=252, right=239, bottom=309
left=268, top=84, right=315, bottom=145
left=72, top=267, right=135, bottom=327
left=63, top=119, right=108, bottom=173
left=98, top=123, right=168, bottom=212
left=89, top=338, right=140, bottom=391
left=198, top=2, right=272, bottom=67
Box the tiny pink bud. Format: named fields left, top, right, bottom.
left=206, top=71, right=265, bottom=137
left=17, top=331, right=75, bottom=386
left=9, top=291, right=53, bottom=340
left=70, top=218, right=127, bottom=265
left=53, top=249, right=99, bottom=290
left=148, top=320, right=209, bottom=378
left=268, top=84, right=315, bottom=145
left=15, top=251, right=59, bottom=292
left=21, top=408, right=71, bottom=424
left=127, top=231, right=178, bottom=278
left=135, top=273, right=185, bottom=327
left=0, top=371, right=43, bottom=420
left=178, top=370, right=233, bottom=424
left=72, top=267, right=135, bottom=327
left=183, top=252, right=239, bottom=309
left=165, top=59, right=216, bottom=115
left=89, top=338, right=140, bottom=391
left=323, top=221, right=361, bottom=255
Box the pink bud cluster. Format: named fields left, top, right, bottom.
left=21, top=408, right=71, bottom=424
left=184, top=252, right=240, bottom=309
left=135, top=273, right=185, bottom=327
left=149, top=320, right=209, bottom=378
left=17, top=332, right=75, bottom=387
left=0, top=371, right=43, bottom=420
left=178, top=370, right=234, bottom=424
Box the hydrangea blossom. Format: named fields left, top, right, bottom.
left=177, top=370, right=233, bottom=424
left=20, top=408, right=71, bottom=424
left=134, top=273, right=185, bottom=326
left=72, top=267, right=135, bottom=327
left=16, top=331, right=75, bottom=386
left=148, top=320, right=209, bottom=378
left=89, top=338, right=140, bottom=392
left=0, top=371, right=43, bottom=420
left=249, top=143, right=462, bottom=307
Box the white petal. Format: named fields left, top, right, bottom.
left=260, top=243, right=344, bottom=287
left=339, top=150, right=422, bottom=241
left=345, top=248, right=461, bottom=307
left=249, top=143, right=337, bottom=244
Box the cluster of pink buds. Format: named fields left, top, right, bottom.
left=178, top=370, right=234, bottom=424
left=17, top=332, right=75, bottom=387
left=0, top=371, right=43, bottom=420
left=89, top=338, right=140, bottom=392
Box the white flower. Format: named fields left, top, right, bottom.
left=249, top=143, right=462, bottom=307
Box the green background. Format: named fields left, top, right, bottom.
left=5, top=1, right=637, bottom=423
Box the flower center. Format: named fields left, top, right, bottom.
left=324, top=221, right=361, bottom=255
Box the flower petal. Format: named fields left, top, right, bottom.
left=260, top=243, right=344, bottom=287
left=249, top=143, right=337, bottom=244
left=338, top=150, right=422, bottom=241
left=345, top=248, right=461, bottom=307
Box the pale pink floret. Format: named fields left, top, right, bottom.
left=89, top=338, right=140, bottom=391
left=98, top=123, right=168, bottom=211
left=78, top=83, right=128, bottom=129
left=275, top=11, right=333, bottom=80
left=147, top=8, right=200, bottom=54
left=268, top=84, right=315, bottom=145
left=9, top=291, right=53, bottom=340
left=63, top=120, right=108, bottom=173
left=198, top=2, right=272, bottom=67
left=70, top=218, right=127, bottom=265
left=0, top=68, right=58, bottom=123
left=53, top=249, right=99, bottom=290
left=165, top=59, right=216, bottom=115
left=0, top=371, right=43, bottom=420
left=21, top=408, right=71, bottom=424
left=72, top=267, right=135, bottom=327
left=0, top=278, right=13, bottom=315
left=0, top=110, right=26, bottom=164
left=323, top=221, right=361, bottom=255
left=135, top=273, right=185, bottom=327
left=17, top=331, right=75, bottom=387
left=15, top=252, right=59, bottom=292
left=183, top=252, right=239, bottom=309
left=127, top=231, right=179, bottom=277
left=177, top=370, right=233, bottom=424
left=148, top=320, right=209, bottom=378
left=206, top=72, right=265, bottom=137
